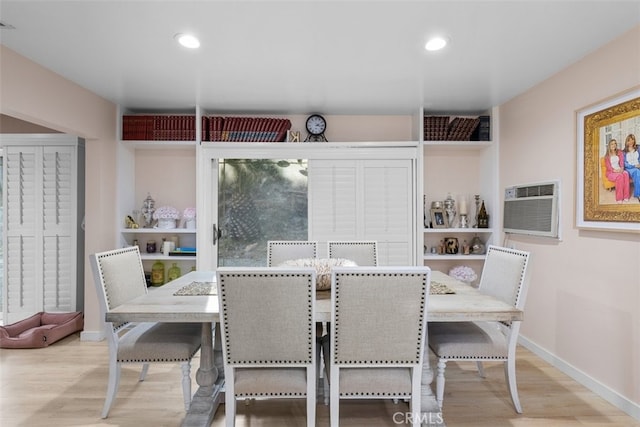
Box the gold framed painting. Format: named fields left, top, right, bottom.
left=576, top=88, right=640, bottom=231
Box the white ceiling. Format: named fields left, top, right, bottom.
left=1, top=1, right=639, bottom=115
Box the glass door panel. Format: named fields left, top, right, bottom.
left=217, top=159, right=308, bottom=266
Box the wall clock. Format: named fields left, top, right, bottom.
left=304, top=114, right=328, bottom=142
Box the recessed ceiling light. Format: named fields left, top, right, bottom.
left=175, top=33, right=200, bottom=49
left=425, top=36, right=448, bottom=52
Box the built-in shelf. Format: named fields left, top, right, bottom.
left=423, top=228, right=494, bottom=233
left=140, top=254, right=196, bottom=261
left=423, top=254, right=486, bottom=261
left=120, top=140, right=197, bottom=149
left=423, top=140, right=492, bottom=149
left=121, top=228, right=196, bottom=234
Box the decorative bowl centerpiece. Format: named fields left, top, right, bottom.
left=448, top=265, right=478, bottom=285
left=153, top=206, right=180, bottom=229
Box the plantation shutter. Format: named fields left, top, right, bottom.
left=2, top=136, right=81, bottom=324
left=309, top=159, right=414, bottom=264
left=362, top=160, right=414, bottom=265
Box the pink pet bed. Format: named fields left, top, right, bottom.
left=0, top=311, right=84, bottom=349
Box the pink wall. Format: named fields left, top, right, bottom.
left=0, top=45, right=118, bottom=335
left=500, top=26, right=640, bottom=411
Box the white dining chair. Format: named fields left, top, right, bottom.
left=216, top=267, right=317, bottom=427
left=322, top=240, right=380, bottom=403
left=324, top=266, right=431, bottom=427
left=327, top=240, right=378, bottom=266
left=428, top=245, right=531, bottom=413
left=267, top=240, right=318, bottom=266
left=89, top=246, right=202, bottom=418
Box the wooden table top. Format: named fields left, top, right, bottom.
left=106, top=269, right=523, bottom=324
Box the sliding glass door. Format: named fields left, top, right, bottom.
left=216, top=159, right=308, bottom=266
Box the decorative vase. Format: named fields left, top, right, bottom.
left=141, top=193, right=156, bottom=228
left=444, top=193, right=457, bottom=228
left=151, top=260, right=165, bottom=286
left=444, top=237, right=459, bottom=254
left=471, top=236, right=485, bottom=254
left=146, top=240, right=157, bottom=253
left=167, top=263, right=181, bottom=282
left=157, top=218, right=176, bottom=229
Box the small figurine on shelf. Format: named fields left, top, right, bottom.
left=141, top=193, right=156, bottom=228
left=125, top=214, right=139, bottom=229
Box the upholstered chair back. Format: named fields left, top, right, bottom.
left=325, top=266, right=430, bottom=427
left=216, top=267, right=317, bottom=427
left=217, top=267, right=316, bottom=366
left=479, top=245, right=531, bottom=312
left=330, top=266, right=430, bottom=366
left=327, top=241, right=378, bottom=266
left=267, top=240, right=318, bottom=267
left=91, top=246, right=148, bottom=328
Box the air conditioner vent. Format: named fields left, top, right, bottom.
left=516, top=183, right=555, bottom=198
left=504, top=181, right=560, bottom=239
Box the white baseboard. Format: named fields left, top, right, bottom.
left=519, top=335, right=640, bottom=421
left=80, top=330, right=104, bottom=342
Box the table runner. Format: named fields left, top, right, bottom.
left=173, top=281, right=217, bottom=296
left=430, top=281, right=455, bottom=295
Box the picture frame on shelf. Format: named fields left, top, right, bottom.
left=576, top=88, right=640, bottom=232
left=430, top=208, right=449, bottom=228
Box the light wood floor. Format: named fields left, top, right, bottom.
left=1, top=333, right=638, bottom=427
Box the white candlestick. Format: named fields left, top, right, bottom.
left=459, top=197, right=467, bottom=215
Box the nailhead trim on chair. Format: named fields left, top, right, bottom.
left=333, top=271, right=427, bottom=365
left=267, top=241, right=318, bottom=267
left=219, top=271, right=314, bottom=364
left=328, top=241, right=378, bottom=267
left=97, top=247, right=148, bottom=311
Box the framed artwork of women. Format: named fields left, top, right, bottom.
left=576, top=88, right=640, bottom=231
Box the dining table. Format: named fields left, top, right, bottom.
left=105, top=269, right=523, bottom=427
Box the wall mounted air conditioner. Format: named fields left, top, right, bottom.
left=503, top=180, right=560, bottom=239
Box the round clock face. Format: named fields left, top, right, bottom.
left=306, top=114, right=326, bottom=135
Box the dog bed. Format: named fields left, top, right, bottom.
left=0, top=311, right=84, bottom=349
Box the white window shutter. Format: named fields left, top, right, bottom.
left=362, top=160, right=413, bottom=265
left=3, top=141, right=79, bottom=323
left=309, top=159, right=414, bottom=265
left=309, top=160, right=358, bottom=240
left=5, top=148, right=40, bottom=321
left=42, top=147, right=76, bottom=312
